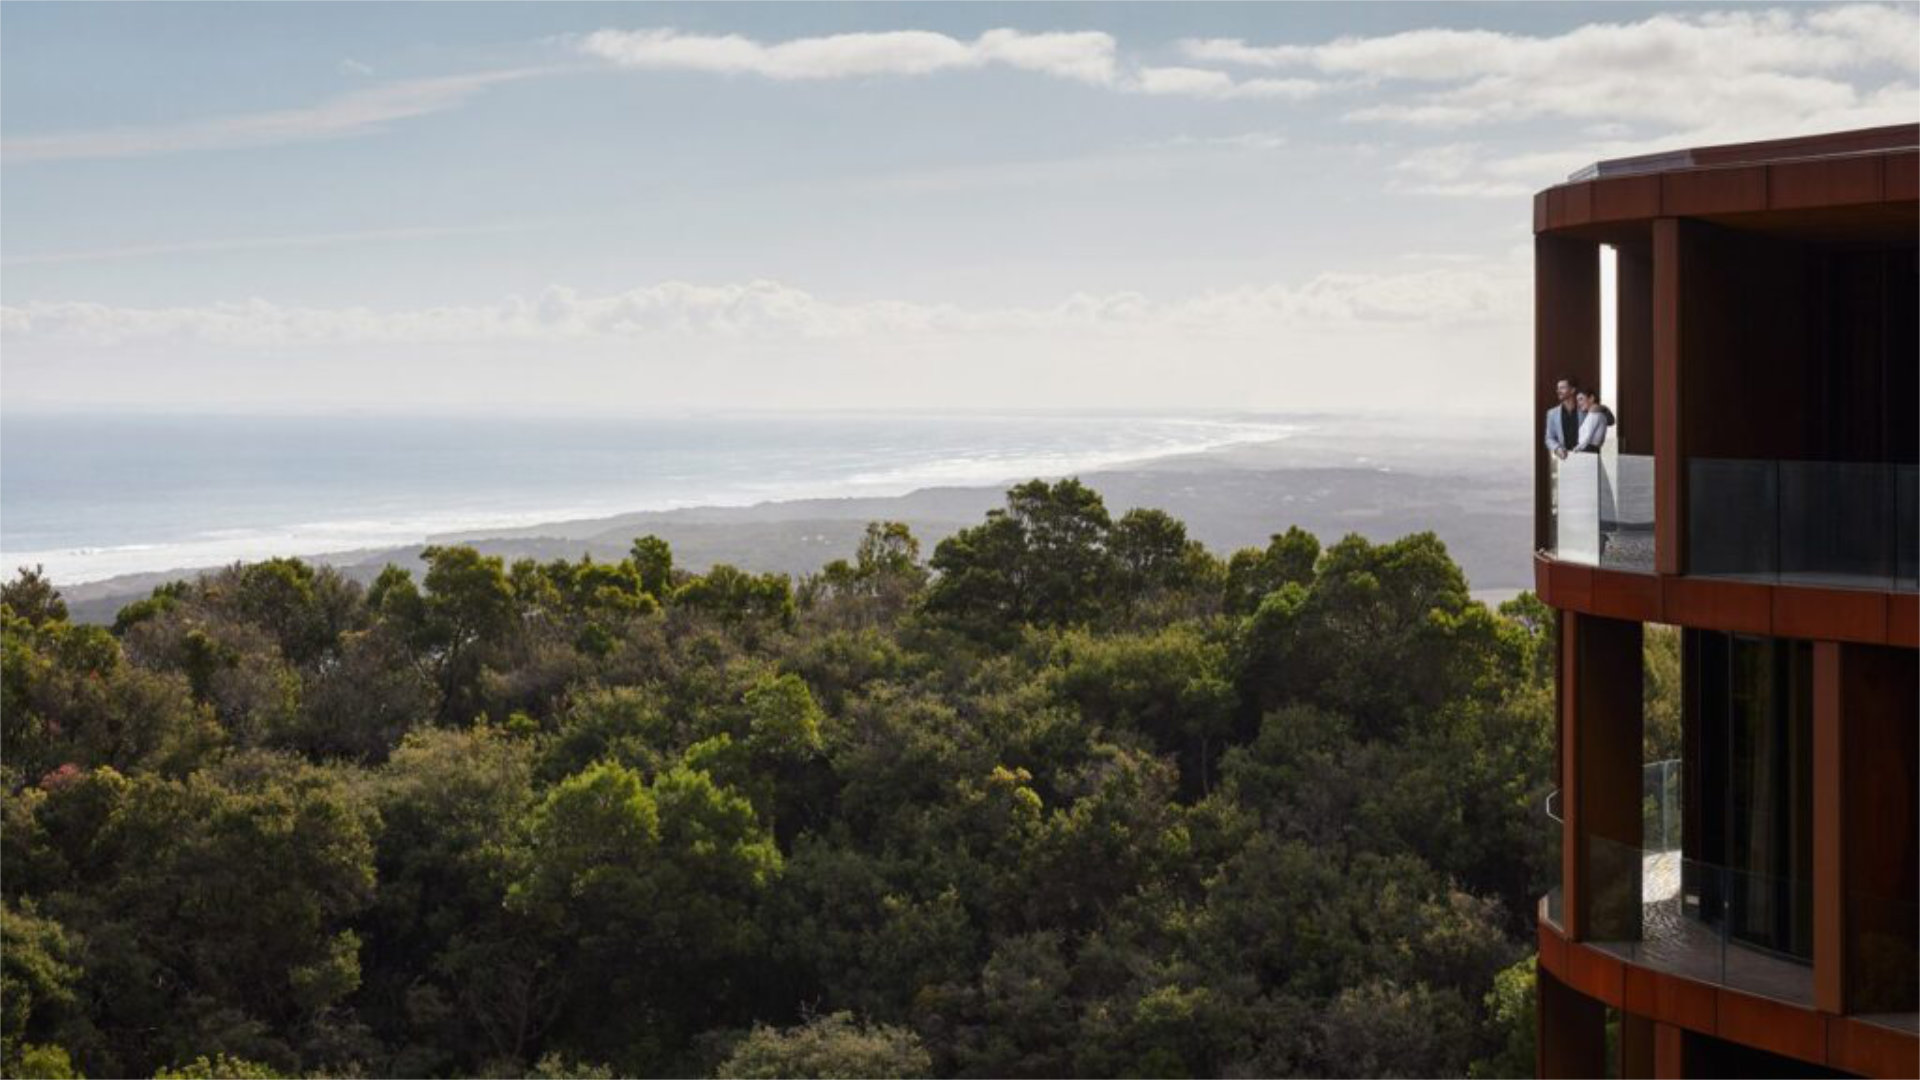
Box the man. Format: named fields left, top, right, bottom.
left=1544, top=377, right=1582, bottom=460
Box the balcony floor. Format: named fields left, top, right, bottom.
left=1587, top=852, right=1815, bottom=1007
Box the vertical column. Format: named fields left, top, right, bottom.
left=1537, top=235, right=1601, bottom=552
left=1538, top=966, right=1608, bottom=1079
left=1621, top=1013, right=1655, bottom=1079
left=1566, top=612, right=1646, bottom=941
left=1814, top=641, right=1845, bottom=1014
left=1839, top=643, right=1920, bottom=1014
left=1616, top=241, right=1656, bottom=457
left=1561, top=612, right=1582, bottom=935
left=1653, top=1022, right=1687, bottom=1079
left=1652, top=218, right=1685, bottom=575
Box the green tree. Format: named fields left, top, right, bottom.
left=1643, top=624, right=1681, bottom=761
left=13, top=1043, right=80, bottom=1079
left=1048, top=624, right=1236, bottom=794
left=371, top=547, right=518, bottom=724
left=926, top=478, right=1117, bottom=632
left=1470, top=955, right=1537, bottom=1079
left=1109, top=507, right=1213, bottom=606
left=362, top=727, right=541, bottom=1073
left=3, top=609, right=221, bottom=779
left=674, top=566, right=795, bottom=629
left=630, top=536, right=675, bottom=599
left=512, top=760, right=778, bottom=1069
left=0, top=482, right=1557, bottom=1079
left=717, top=1012, right=931, bottom=1080
left=1224, top=526, right=1319, bottom=615
left=2, top=566, right=68, bottom=628
left=536, top=686, right=672, bottom=784
left=1237, top=532, right=1520, bottom=738
left=2, top=902, right=79, bottom=1075
left=21, top=754, right=376, bottom=1076
left=226, top=558, right=355, bottom=666
left=153, top=1054, right=285, bottom=1079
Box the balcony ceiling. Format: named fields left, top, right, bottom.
left=1698, top=202, right=1920, bottom=250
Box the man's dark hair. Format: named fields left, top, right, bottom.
left=1557, top=376, right=1580, bottom=391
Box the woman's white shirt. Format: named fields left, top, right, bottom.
left=1575, top=407, right=1613, bottom=451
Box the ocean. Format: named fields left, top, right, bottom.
left=0, top=411, right=1301, bottom=585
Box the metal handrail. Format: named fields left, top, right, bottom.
left=1544, top=758, right=1680, bottom=846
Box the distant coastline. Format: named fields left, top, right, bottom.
left=3, top=410, right=1307, bottom=587
left=44, top=418, right=1532, bottom=625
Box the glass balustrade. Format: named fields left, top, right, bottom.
left=1551, top=447, right=1656, bottom=571
left=1689, top=458, right=1919, bottom=591
left=1584, top=834, right=1815, bottom=1007
left=1543, top=759, right=1678, bottom=931
left=1551, top=453, right=1916, bottom=589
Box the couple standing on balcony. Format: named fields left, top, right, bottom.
left=1544, top=377, right=1616, bottom=459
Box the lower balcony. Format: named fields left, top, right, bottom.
left=1542, top=758, right=1918, bottom=1027
left=1579, top=835, right=1814, bottom=1008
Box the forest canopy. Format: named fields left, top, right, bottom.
left=2, top=479, right=1566, bottom=1079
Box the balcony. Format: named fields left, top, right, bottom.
left=1548, top=453, right=1920, bottom=593
left=1547, top=759, right=1814, bottom=1007
left=1583, top=834, right=1814, bottom=1008
left=1545, top=762, right=1920, bottom=1030
left=1550, top=447, right=1655, bottom=572
left=1690, top=459, right=1919, bottom=592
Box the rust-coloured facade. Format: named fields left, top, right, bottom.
left=1531, top=126, right=1919, bottom=1079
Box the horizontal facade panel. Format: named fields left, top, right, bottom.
left=1828, top=1016, right=1920, bottom=1080
left=1542, top=918, right=1920, bottom=1076
left=1583, top=569, right=1663, bottom=622
left=1564, top=943, right=1626, bottom=1006
left=1660, top=575, right=1774, bottom=634
left=1888, top=592, right=1918, bottom=649
left=1773, top=586, right=1887, bottom=644
left=1663, top=165, right=1770, bottom=216
left=1769, top=156, right=1884, bottom=210
left=1535, top=557, right=1912, bottom=646
left=1717, top=989, right=1830, bottom=1068
left=1590, top=175, right=1661, bottom=223
left=1624, top=964, right=1718, bottom=1034
left=1885, top=151, right=1919, bottom=202
left=1533, top=137, right=1916, bottom=234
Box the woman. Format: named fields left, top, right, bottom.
left=1573, top=388, right=1620, bottom=543
left=1574, top=389, right=1615, bottom=452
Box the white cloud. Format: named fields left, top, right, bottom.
left=1180, top=5, right=1919, bottom=199
left=974, top=28, right=1121, bottom=86
left=0, top=269, right=1526, bottom=351
left=577, top=26, right=1344, bottom=101
left=1390, top=143, right=1537, bottom=199
left=1388, top=75, right=1918, bottom=196
left=577, top=27, right=1119, bottom=85
left=1150, top=131, right=1289, bottom=151
left=1134, top=66, right=1324, bottom=101
left=339, top=58, right=375, bottom=77
left=1179, top=5, right=1920, bottom=131
left=2, top=68, right=542, bottom=162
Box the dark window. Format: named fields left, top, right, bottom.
left=1687, top=630, right=1814, bottom=961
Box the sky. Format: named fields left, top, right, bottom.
left=2, top=2, right=1915, bottom=415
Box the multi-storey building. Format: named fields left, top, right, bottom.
left=1532, top=125, right=1919, bottom=1078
